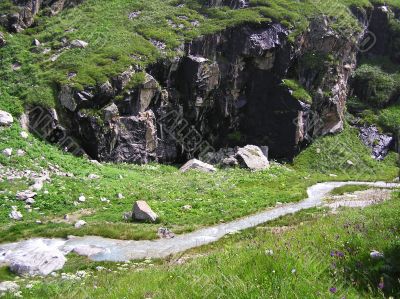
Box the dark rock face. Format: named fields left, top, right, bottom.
left=0, top=0, right=84, bottom=32
left=27, top=17, right=365, bottom=164
left=359, top=126, right=394, bottom=160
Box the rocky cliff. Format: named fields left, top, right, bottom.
left=21, top=4, right=397, bottom=164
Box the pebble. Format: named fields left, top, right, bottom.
left=2, top=148, right=12, bottom=157
left=74, top=220, right=87, bottom=228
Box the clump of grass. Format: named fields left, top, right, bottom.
left=352, top=63, right=400, bottom=108
left=329, top=184, right=372, bottom=196
left=282, top=79, right=312, bottom=104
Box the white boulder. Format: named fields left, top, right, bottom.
left=180, top=159, right=217, bottom=173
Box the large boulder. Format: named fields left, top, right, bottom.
left=133, top=200, right=158, bottom=222
left=180, top=159, right=217, bottom=173
left=235, top=145, right=269, bottom=171
left=2, top=239, right=66, bottom=276
left=0, top=110, right=13, bottom=126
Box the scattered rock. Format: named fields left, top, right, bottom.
left=78, top=195, right=86, bottom=202
left=123, top=211, right=133, bottom=221
left=16, top=149, right=25, bottom=157
left=133, top=200, right=158, bottom=222
left=32, top=39, right=41, bottom=47
left=16, top=190, right=37, bottom=201
left=9, top=207, right=23, bottom=220
left=157, top=227, right=175, bottom=239
left=0, top=110, right=13, bottom=126
left=74, top=220, right=87, bottom=228
left=180, top=159, right=217, bottom=173
left=2, top=148, right=13, bottom=157
left=20, top=131, right=29, bottom=139
left=88, top=174, right=100, bottom=179
left=70, top=39, right=88, bottom=48
left=128, top=11, right=141, bottom=19
left=30, top=178, right=46, bottom=191
left=26, top=198, right=35, bottom=205
left=89, top=159, right=102, bottom=166
left=182, top=205, right=192, bottom=211
left=100, top=197, right=109, bottom=203
left=346, top=160, right=354, bottom=166
left=236, top=145, right=269, bottom=171
left=265, top=249, right=274, bottom=256
left=0, top=281, right=19, bottom=294
left=118, top=193, right=124, bottom=199
left=359, top=126, right=393, bottom=160
left=370, top=250, right=384, bottom=260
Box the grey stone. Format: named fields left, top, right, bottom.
left=180, top=159, right=217, bottom=173
left=359, top=125, right=393, bottom=160
left=236, top=145, right=269, bottom=171
left=5, top=239, right=66, bottom=276
left=0, top=281, right=19, bottom=293
left=2, top=148, right=12, bottom=157
left=9, top=208, right=23, bottom=221
left=0, top=110, right=13, bottom=126
left=74, top=220, right=87, bottom=228
left=157, top=227, right=175, bottom=239
left=70, top=39, right=88, bottom=48
left=133, top=200, right=158, bottom=222
left=16, top=190, right=37, bottom=201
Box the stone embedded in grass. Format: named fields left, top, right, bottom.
left=180, top=159, right=217, bottom=173
left=74, top=220, right=87, bottom=228
left=0, top=110, right=13, bottom=126
left=133, top=200, right=158, bottom=222
left=16, top=149, right=25, bottom=157
left=370, top=250, right=384, bottom=260
left=123, top=211, right=133, bottom=221
left=88, top=173, right=100, bottom=179
left=0, top=281, right=19, bottom=295
left=32, top=39, right=41, bottom=47
left=9, top=207, right=23, bottom=220
left=16, top=190, right=37, bottom=201
left=182, top=205, right=192, bottom=211
left=70, top=39, right=89, bottom=48
left=78, top=195, right=86, bottom=202
left=128, top=11, right=141, bottom=19
left=2, top=148, right=12, bottom=157
left=20, top=131, right=29, bottom=139
left=157, top=227, right=175, bottom=239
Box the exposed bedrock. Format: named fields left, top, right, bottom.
left=0, top=0, right=84, bottom=32
left=29, top=13, right=372, bottom=164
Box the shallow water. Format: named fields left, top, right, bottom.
left=1, top=181, right=398, bottom=263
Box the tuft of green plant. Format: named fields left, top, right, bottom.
left=282, top=79, right=312, bottom=104
left=352, top=64, right=400, bottom=108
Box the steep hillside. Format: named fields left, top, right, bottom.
left=0, top=0, right=399, bottom=163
